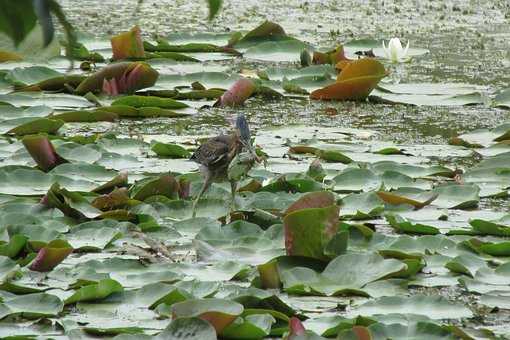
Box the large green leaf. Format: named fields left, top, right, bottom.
left=65, top=279, right=124, bottom=305
left=281, top=252, right=406, bottom=296
left=0, top=293, right=63, bottom=320
left=350, top=295, right=473, bottom=319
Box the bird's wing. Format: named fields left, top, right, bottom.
left=191, top=136, right=232, bottom=167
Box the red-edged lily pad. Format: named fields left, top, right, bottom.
left=310, top=58, right=387, bottom=101
left=214, top=78, right=256, bottom=107
left=171, top=298, right=244, bottom=334
left=111, top=25, right=145, bottom=60
left=29, top=239, right=73, bottom=272
left=74, top=62, right=158, bottom=95
left=22, top=134, right=68, bottom=172
left=283, top=191, right=341, bottom=261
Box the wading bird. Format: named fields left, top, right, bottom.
left=190, top=114, right=260, bottom=218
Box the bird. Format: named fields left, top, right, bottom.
left=190, top=114, right=260, bottom=219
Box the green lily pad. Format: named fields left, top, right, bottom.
left=245, top=40, right=310, bottom=62
left=29, top=239, right=73, bottom=272
left=156, top=317, right=217, bottom=339
left=432, top=184, right=480, bottom=209
left=0, top=293, right=63, bottom=320
left=281, top=252, right=406, bottom=296
left=5, top=66, right=62, bottom=87
left=64, top=279, right=124, bottom=305
left=151, top=142, right=191, bottom=158
left=333, top=168, right=382, bottom=193
left=283, top=192, right=341, bottom=260
left=339, top=192, right=385, bottom=220
left=350, top=295, right=473, bottom=319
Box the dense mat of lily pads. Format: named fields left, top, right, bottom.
left=0, top=20, right=510, bottom=339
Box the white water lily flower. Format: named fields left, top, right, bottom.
left=382, top=38, right=410, bottom=63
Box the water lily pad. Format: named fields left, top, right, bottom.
left=112, top=95, right=188, bottom=109
left=171, top=298, right=243, bottom=333
left=386, top=215, right=440, bottom=235
left=432, top=184, right=480, bottom=209
left=333, top=168, right=382, bottom=193
left=65, top=279, right=124, bottom=305
left=339, top=192, right=385, bottom=220
left=0, top=293, right=63, bottom=320
left=281, top=252, right=405, bottom=296
left=0, top=92, right=93, bottom=109
left=283, top=192, right=340, bottom=260
left=29, top=239, right=73, bottom=272
left=156, top=317, right=217, bottom=339
left=75, top=62, right=158, bottom=95
left=350, top=295, right=473, bottom=319
left=494, top=88, right=510, bottom=109
left=221, top=313, right=275, bottom=339
left=245, top=40, right=309, bottom=62
left=151, top=142, right=191, bottom=158
left=310, top=59, right=386, bottom=101
left=5, top=66, right=62, bottom=87
left=111, top=26, right=144, bottom=61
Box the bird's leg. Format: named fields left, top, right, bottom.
left=192, top=175, right=212, bottom=218
left=227, top=180, right=237, bottom=224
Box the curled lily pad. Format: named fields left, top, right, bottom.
left=376, top=189, right=437, bottom=209
left=284, top=192, right=341, bottom=260
left=74, top=62, right=159, bottom=95
left=111, top=26, right=145, bottom=60
left=22, top=134, right=68, bottom=172
left=310, top=59, right=387, bottom=101
left=213, top=78, right=255, bottom=107
left=171, top=298, right=244, bottom=334
left=29, top=239, right=73, bottom=272
left=130, top=174, right=179, bottom=201
left=64, top=279, right=124, bottom=305
left=92, top=187, right=130, bottom=211
left=6, top=118, right=64, bottom=136
left=386, top=215, right=440, bottom=235
left=237, top=21, right=288, bottom=46
left=42, top=183, right=102, bottom=219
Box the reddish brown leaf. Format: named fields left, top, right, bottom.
left=311, top=58, right=387, bottom=101
left=111, top=26, right=145, bottom=60
left=213, top=78, right=256, bottom=107
left=22, top=135, right=68, bottom=172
